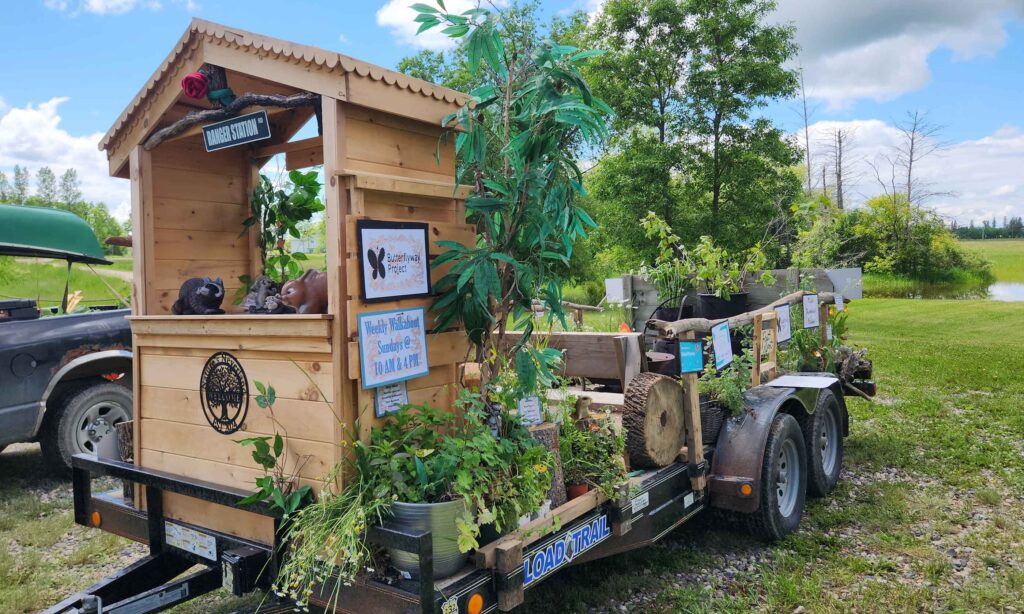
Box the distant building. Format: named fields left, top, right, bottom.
left=289, top=237, right=321, bottom=253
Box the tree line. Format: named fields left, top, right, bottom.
left=952, top=217, right=1024, bottom=240
left=0, top=165, right=127, bottom=255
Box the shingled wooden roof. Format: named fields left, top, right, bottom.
left=99, top=19, right=469, bottom=175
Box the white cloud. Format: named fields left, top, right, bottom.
left=0, top=97, right=130, bottom=220
left=376, top=0, right=506, bottom=50
left=771, top=0, right=1024, bottom=108
left=804, top=119, right=1024, bottom=224
left=45, top=0, right=197, bottom=15
left=338, top=33, right=348, bottom=44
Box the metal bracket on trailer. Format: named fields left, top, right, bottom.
left=49, top=454, right=281, bottom=614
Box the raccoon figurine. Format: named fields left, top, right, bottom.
left=171, top=277, right=225, bottom=315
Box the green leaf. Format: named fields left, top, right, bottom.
left=254, top=381, right=266, bottom=395
left=273, top=433, right=284, bottom=457
left=410, top=3, right=438, bottom=13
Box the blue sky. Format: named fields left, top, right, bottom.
left=1, top=0, right=1022, bottom=224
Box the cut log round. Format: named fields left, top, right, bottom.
left=622, top=372, right=685, bottom=468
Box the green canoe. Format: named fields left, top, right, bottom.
left=0, top=203, right=112, bottom=265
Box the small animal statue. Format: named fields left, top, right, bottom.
left=242, top=275, right=293, bottom=314
left=280, top=269, right=328, bottom=315
left=171, top=277, right=225, bottom=315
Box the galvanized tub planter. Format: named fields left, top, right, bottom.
left=388, top=499, right=469, bottom=579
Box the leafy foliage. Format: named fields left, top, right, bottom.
left=698, top=349, right=752, bottom=413
left=235, top=382, right=313, bottom=515
left=412, top=1, right=609, bottom=386
left=558, top=407, right=627, bottom=498
left=241, top=170, right=323, bottom=287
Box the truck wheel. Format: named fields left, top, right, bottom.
left=747, top=413, right=807, bottom=541
left=804, top=390, right=844, bottom=497
left=41, top=381, right=132, bottom=473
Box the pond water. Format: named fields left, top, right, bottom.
left=988, top=282, right=1024, bottom=302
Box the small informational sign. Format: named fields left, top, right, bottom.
left=165, top=521, right=217, bottom=561
left=202, top=110, right=271, bottom=152
left=826, top=323, right=833, bottom=340
left=802, top=294, right=820, bottom=329
left=631, top=491, right=650, bottom=514
left=775, top=304, right=792, bottom=342
left=711, top=321, right=733, bottom=369
left=374, top=381, right=409, bottom=417
left=357, top=308, right=429, bottom=389
left=605, top=277, right=627, bottom=304
left=357, top=220, right=431, bottom=303
left=517, top=396, right=543, bottom=426
left=678, top=340, right=703, bottom=374
left=835, top=294, right=845, bottom=311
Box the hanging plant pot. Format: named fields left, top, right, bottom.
left=698, top=292, right=749, bottom=320
left=388, top=499, right=469, bottom=580
left=566, top=483, right=590, bottom=500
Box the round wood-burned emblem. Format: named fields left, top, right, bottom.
left=200, top=351, right=249, bottom=435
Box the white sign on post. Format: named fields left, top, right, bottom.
left=357, top=308, right=429, bottom=389
left=604, top=278, right=627, bottom=304
left=775, top=304, right=792, bottom=342
left=802, top=294, right=820, bottom=328
left=826, top=323, right=833, bottom=340
left=835, top=294, right=844, bottom=312
left=517, top=396, right=543, bottom=426
left=357, top=220, right=431, bottom=303
left=374, top=381, right=409, bottom=417
left=711, top=321, right=733, bottom=369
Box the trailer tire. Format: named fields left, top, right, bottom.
left=40, top=381, right=132, bottom=474
left=804, top=390, right=844, bottom=497
left=747, top=413, right=807, bottom=541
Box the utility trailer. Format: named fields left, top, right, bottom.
left=49, top=19, right=875, bottom=614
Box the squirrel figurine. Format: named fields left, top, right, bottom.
left=280, top=269, right=328, bottom=314
left=171, top=277, right=225, bottom=315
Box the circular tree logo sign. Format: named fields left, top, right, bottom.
left=200, top=352, right=249, bottom=434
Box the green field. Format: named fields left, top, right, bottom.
left=2, top=296, right=1023, bottom=612
left=962, top=239, right=1024, bottom=282
left=0, top=258, right=130, bottom=309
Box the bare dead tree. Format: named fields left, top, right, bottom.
left=819, top=126, right=859, bottom=210
left=797, top=67, right=816, bottom=194
left=868, top=110, right=951, bottom=205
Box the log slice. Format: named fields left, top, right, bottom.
left=622, top=372, right=685, bottom=468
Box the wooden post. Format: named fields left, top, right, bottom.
left=496, top=540, right=525, bottom=611
left=679, top=331, right=706, bottom=491
left=751, top=311, right=778, bottom=386
left=820, top=303, right=831, bottom=345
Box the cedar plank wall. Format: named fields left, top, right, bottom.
left=148, top=139, right=251, bottom=314
left=331, top=102, right=472, bottom=441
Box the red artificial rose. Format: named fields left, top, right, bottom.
left=180, top=71, right=209, bottom=99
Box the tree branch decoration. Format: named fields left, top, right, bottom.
left=143, top=92, right=321, bottom=150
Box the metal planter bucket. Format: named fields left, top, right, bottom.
left=389, top=499, right=469, bottom=580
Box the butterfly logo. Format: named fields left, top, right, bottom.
left=367, top=247, right=387, bottom=280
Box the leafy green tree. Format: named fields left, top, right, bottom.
left=13, top=165, right=29, bottom=202
left=412, top=1, right=609, bottom=385
left=36, top=167, right=58, bottom=204
left=0, top=171, right=10, bottom=201
left=59, top=169, right=82, bottom=207
left=680, top=0, right=800, bottom=241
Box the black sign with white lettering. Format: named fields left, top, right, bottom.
left=202, top=110, right=271, bottom=152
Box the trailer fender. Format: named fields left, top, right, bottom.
left=709, top=386, right=815, bottom=514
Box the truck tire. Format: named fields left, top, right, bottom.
left=803, top=390, right=844, bottom=497
left=747, top=413, right=807, bottom=541
left=40, top=381, right=132, bottom=473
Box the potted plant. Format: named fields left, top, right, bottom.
left=640, top=212, right=693, bottom=322
left=691, top=236, right=774, bottom=320
left=697, top=350, right=752, bottom=444
left=558, top=406, right=627, bottom=500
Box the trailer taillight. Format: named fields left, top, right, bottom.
left=467, top=593, right=483, bottom=614
left=90, top=511, right=102, bottom=527
left=739, top=483, right=753, bottom=497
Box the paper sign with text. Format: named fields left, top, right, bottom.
left=517, top=396, right=543, bottom=426
left=374, top=381, right=409, bottom=417
left=775, top=304, right=792, bottom=342
left=802, top=294, right=820, bottom=328
left=678, top=340, right=703, bottom=374
left=357, top=220, right=431, bottom=302
left=835, top=294, right=844, bottom=311
left=711, top=321, right=733, bottom=369
left=826, top=323, right=833, bottom=340
left=358, top=308, right=429, bottom=389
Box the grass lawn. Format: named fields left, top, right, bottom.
left=3, top=296, right=1022, bottom=612
left=962, top=239, right=1024, bottom=282
left=0, top=258, right=130, bottom=309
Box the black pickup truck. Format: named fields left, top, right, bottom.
left=0, top=204, right=132, bottom=471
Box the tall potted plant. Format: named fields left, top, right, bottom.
left=691, top=235, right=774, bottom=319
left=640, top=211, right=693, bottom=321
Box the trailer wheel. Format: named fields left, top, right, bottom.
left=747, top=413, right=807, bottom=541
left=804, top=390, right=844, bottom=497
left=41, top=381, right=132, bottom=473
